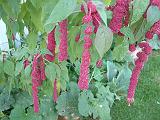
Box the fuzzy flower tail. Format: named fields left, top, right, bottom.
left=145, top=20, right=160, bottom=40
left=45, top=27, right=56, bottom=62
left=58, top=19, right=68, bottom=62
left=31, top=54, right=41, bottom=112
left=127, top=42, right=152, bottom=105
left=78, top=49, right=91, bottom=90
left=39, top=55, right=46, bottom=81
left=109, top=0, right=130, bottom=33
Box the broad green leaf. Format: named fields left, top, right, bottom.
left=147, top=6, right=160, bottom=26
left=26, top=32, right=37, bottom=50
left=95, top=25, right=113, bottom=58
left=10, top=106, right=26, bottom=120
left=78, top=92, right=90, bottom=117
left=30, top=0, right=43, bottom=8
left=40, top=80, right=53, bottom=96
left=107, top=61, right=118, bottom=81
left=116, top=64, right=132, bottom=93
left=28, top=5, right=43, bottom=31
left=93, top=1, right=108, bottom=27
left=121, top=27, right=135, bottom=43
left=8, top=0, right=20, bottom=16
left=56, top=90, right=79, bottom=117
left=45, top=0, right=77, bottom=25
left=96, top=100, right=111, bottom=120
left=40, top=96, right=58, bottom=120
left=59, top=62, right=69, bottom=91
left=42, top=0, right=58, bottom=22
left=14, top=92, right=32, bottom=109
left=15, top=61, right=23, bottom=76
left=112, top=43, right=129, bottom=62
left=131, top=0, right=150, bottom=24
left=149, top=34, right=160, bottom=50
left=93, top=67, right=103, bottom=81
left=0, top=61, right=3, bottom=74
left=3, top=60, right=15, bottom=76
left=0, top=90, right=15, bottom=112
left=45, top=62, right=56, bottom=81
left=26, top=107, right=43, bottom=120
left=96, top=85, right=114, bottom=106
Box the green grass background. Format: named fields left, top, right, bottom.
left=111, top=53, right=160, bottom=120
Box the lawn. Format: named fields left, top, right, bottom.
left=111, top=52, right=160, bottom=120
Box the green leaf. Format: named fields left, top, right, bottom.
left=131, top=0, right=150, bottom=24
left=42, top=0, right=58, bottom=27
left=14, top=91, right=32, bottom=109
left=98, top=101, right=111, bottom=120
left=40, top=96, right=58, bottom=120
left=56, top=90, right=79, bottom=117
left=40, top=80, right=53, bottom=96
left=27, top=3, right=43, bottom=31
left=26, top=32, right=37, bottom=50
left=15, top=61, right=23, bottom=76
left=93, top=67, right=103, bottom=81
left=0, top=90, right=15, bottom=112
left=116, top=64, right=132, bottom=93
left=93, top=1, right=108, bottom=27
left=107, top=61, right=118, bottom=81
left=78, top=92, right=90, bottom=117
left=3, top=60, right=15, bottom=76
left=112, top=43, right=129, bottom=62
left=0, top=61, right=3, bottom=74
left=149, top=34, right=160, bottom=50
left=45, top=0, right=77, bottom=25
left=120, top=27, right=135, bottom=43
left=147, top=6, right=160, bottom=26
left=45, top=62, right=56, bottom=81
left=59, top=62, right=69, bottom=91
left=10, top=106, right=26, bottom=120
left=95, top=25, right=113, bottom=58
left=26, top=107, right=43, bottom=120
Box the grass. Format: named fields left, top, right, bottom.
left=111, top=53, right=160, bottom=120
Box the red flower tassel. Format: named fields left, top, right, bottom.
left=109, top=0, right=130, bottom=33
left=31, top=54, right=41, bottom=112
left=127, top=42, right=152, bottom=105
left=78, top=49, right=91, bottom=90
left=31, top=54, right=46, bottom=112
left=39, top=55, right=46, bottom=81
left=45, top=27, right=56, bottom=62
left=58, top=19, right=68, bottom=62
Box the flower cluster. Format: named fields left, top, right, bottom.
left=127, top=42, right=152, bottom=105
left=58, top=19, right=68, bottom=62
left=145, top=20, right=160, bottom=40
left=31, top=54, right=46, bottom=112
left=129, top=44, right=136, bottom=52
left=109, top=0, right=130, bottom=33
left=81, top=0, right=101, bottom=33
left=45, top=27, right=56, bottom=62
left=78, top=1, right=96, bottom=90
left=150, top=0, right=160, bottom=9
left=78, top=49, right=91, bottom=90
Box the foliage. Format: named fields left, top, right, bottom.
left=0, top=0, right=160, bottom=120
